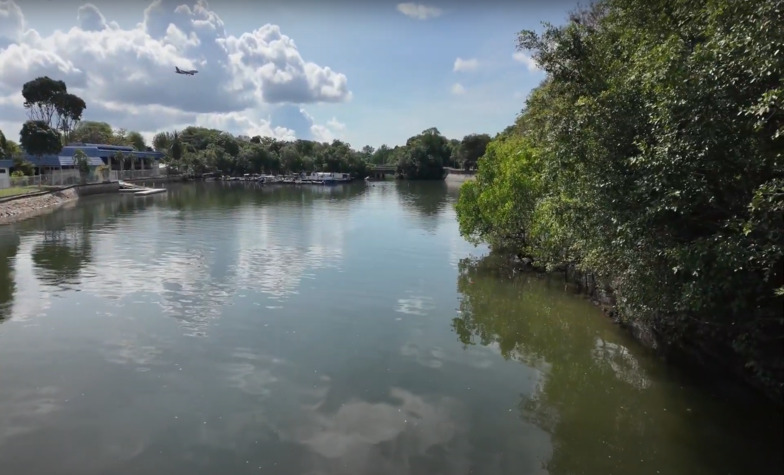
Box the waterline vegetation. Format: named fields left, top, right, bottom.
left=455, top=0, right=783, bottom=400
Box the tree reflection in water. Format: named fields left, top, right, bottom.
left=31, top=209, right=95, bottom=289
left=0, top=231, right=20, bottom=322
left=395, top=181, right=450, bottom=234
left=452, top=254, right=783, bottom=475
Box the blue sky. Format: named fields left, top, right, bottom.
left=0, top=0, right=580, bottom=149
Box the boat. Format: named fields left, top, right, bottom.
left=303, top=172, right=353, bottom=184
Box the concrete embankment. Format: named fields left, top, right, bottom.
left=123, top=176, right=183, bottom=188
left=0, top=182, right=120, bottom=225
left=445, top=170, right=476, bottom=185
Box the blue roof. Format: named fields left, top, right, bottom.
left=57, top=155, right=106, bottom=167
left=0, top=159, right=13, bottom=169
left=72, top=143, right=135, bottom=152
left=21, top=143, right=164, bottom=167
left=25, top=154, right=65, bottom=167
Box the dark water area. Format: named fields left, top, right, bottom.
left=0, top=181, right=780, bottom=474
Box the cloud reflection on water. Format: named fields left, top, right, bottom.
left=214, top=346, right=474, bottom=474
left=0, top=385, right=62, bottom=447
left=7, top=194, right=348, bottom=337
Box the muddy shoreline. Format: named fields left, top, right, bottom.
left=0, top=182, right=121, bottom=226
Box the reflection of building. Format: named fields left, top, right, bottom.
left=4, top=143, right=165, bottom=187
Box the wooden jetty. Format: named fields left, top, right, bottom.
left=119, top=181, right=168, bottom=196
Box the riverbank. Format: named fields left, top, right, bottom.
left=445, top=173, right=475, bottom=184
left=0, top=182, right=120, bottom=226
left=510, top=255, right=783, bottom=404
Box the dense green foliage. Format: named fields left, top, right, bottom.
left=151, top=127, right=371, bottom=177
left=70, top=121, right=115, bottom=145
left=454, top=133, right=491, bottom=171
left=456, top=0, right=784, bottom=397
left=11, top=155, right=34, bottom=176
left=19, top=120, right=62, bottom=157
left=396, top=128, right=451, bottom=180
left=72, top=149, right=90, bottom=184
left=148, top=125, right=475, bottom=179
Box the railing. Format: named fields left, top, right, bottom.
left=110, top=169, right=161, bottom=181
left=9, top=175, right=45, bottom=188
left=4, top=168, right=163, bottom=190
left=10, top=170, right=106, bottom=188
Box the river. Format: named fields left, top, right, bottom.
left=0, top=181, right=780, bottom=475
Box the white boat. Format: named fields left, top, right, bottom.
left=304, top=172, right=352, bottom=183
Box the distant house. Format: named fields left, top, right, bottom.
left=14, top=143, right=165, bottom=185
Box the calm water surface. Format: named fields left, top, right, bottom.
left=0, top=181, right=781, bottom=475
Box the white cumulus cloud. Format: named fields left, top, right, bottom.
left=513, top=51, right=540, bottom=72
left=0, top=0, right=352, bottom=143
left=326, top=117, right=345, bottom=132
left=396, top=3, right=443, bottom=20
left=453, top=57, right=478, bottom=72
left=451, top=83, right=466, bottom=95
left=196, top=111, right=296, bottom=141
left=300, top=108, right=346, bottom=143
left=76, top=3, right=108, bottom=32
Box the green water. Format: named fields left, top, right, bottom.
left=0, top=181, right=780, bottom=475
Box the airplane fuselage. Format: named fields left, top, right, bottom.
left=175, top=67, right=198, bottom=75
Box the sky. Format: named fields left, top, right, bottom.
left=0, top=0, right=581, bottom=149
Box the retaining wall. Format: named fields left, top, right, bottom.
left=0, top=182, right=121, bottom=225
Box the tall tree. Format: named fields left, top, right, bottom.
left=54, top=93, right=86, bottom=144
left=396, top=127, right=450, bottom=180
left=19, top=120, right=61, bottom=158
left=22, top=76, right=67, bottom=126
left=22, top=76, right=86, bottom=144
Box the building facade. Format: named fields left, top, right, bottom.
left=4, top=143, right=165, bottom=187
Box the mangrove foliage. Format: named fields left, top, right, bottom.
left=456, top=0, right=784, bottom=398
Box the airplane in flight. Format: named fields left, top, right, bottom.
left=175, top=66, right=198, bottom=75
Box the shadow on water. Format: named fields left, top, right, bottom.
left=452, top=254, right=784, bottom=475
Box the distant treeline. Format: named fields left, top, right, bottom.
left=456, top=0, right=783, bottom=398
left=147, top=126, right=490, bottom=180
left=1, top=95, right=492, bottom=180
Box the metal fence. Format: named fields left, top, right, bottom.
left=10, top=171, right=94, bottom=188
left=9, top=174, right=47, bottom=188
left=110, top=169, right=161, bottom=181
left=5, top=167, right=161, bottom=190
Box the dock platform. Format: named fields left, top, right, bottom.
left=118, top=181, right=168, bottom=196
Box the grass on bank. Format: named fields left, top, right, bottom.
left=0, top=186, right=43, bottom=198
